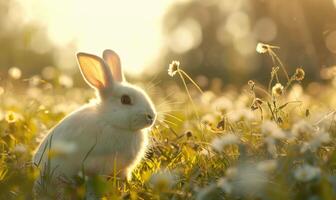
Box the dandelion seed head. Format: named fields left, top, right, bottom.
left=272, top=83, right=284, bottom=97
left=217, top=178, right=232, bottom=194
left=211, top=134, right=239, bottom=151
left=8, top=67, right=22, bottom=79
left=291, top=120, right=315, bottom=138
left=196, top=184, right=219, bottom=200
left=301, top=131, right=330, bottom=152
left=211, top=96, right=233, bottom=114
left=149, top=171, right=176, bottom=191
left=261, top=120, right=286, bottom=139
left=201, top=113, right=216, bottom=126
left=5, top=111, right=19, bottom=123
left=248, top=80, right=255, bottom=87
left=295, top=68, right=305, bottom=81
left=251, top=98, right=263, bottom=110
left=228, top=108, right=256, bottom=122
left=256, top=42, right=268, bottom=54
left=201, top=91, right=216, bottom=105
left=168, top=60, right=180, bottom=77
left=58, top=74, right=73, bottom=88
left=29, top=75, right=41, bottom=87
left=226, top=167, right=238, bottom=179
left=232, top=165, right=268, bottom=196
left=294, top=164, right=320, bottom=182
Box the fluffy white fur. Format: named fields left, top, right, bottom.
left=33, top=50, right=156, bottom=185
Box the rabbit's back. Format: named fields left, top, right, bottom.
left=33, top=104, right=148, bottom=178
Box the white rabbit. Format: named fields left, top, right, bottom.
left=33, top=50, right=156, bottom=188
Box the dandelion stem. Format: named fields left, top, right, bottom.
left=268, top=73, right=274, bottom=93
left=259, top=107, right=264, bottom=121
left=269, top=50, right=290, bottom=82
left=178, top=70, right=199, bottom=120
left=180, top=70, right=203, bottom=94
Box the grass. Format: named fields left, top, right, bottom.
left=0, top=44, right=336, bottom=199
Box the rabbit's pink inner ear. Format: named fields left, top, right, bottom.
left=77, top=53, right=112, bottom=89
left=103, top=49, right=125, bottom=82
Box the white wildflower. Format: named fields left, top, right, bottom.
left=200, top=91, right=216, bottom=105
left=201, top=114, right=216, bottom=126
left=294, top=68, right=305, bottom=81
left=58, top=74, right=73, bottom=88
left=211, top=134, right=239, bottom=152
left=235, top=94, right=250, bottom=109
left=149, top=171, right=177, bottom=191
left=196, top=184, right=218, bottom=200
left=291, top=120, right=315, bottom=138
left=211, top=96, right=233, bottom=114
left=272, top=83, right=284, bottom=97
left=8, top=67, right=22, bottom=79
left=29, top=75, right=41, bottom=86
left=232, top=165, right=268, bottom=196
left=168, top=60, right=180, bottom=77
left=256, top=43, right=268, bottom=54
left=301, top=131, right=331, bottom=153
left=228, top=108, right=256, bottom=122
left=261, top=120, right=286, bottom=139
left=226, top=167, right=238, bottom=179
left=294, top=164, right=321, bottom=182
left=265, top=137, right=277, bottom=158
left=217, top=177, right=232, bottom=194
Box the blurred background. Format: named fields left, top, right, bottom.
left=1, top=0, right=336, bottom=88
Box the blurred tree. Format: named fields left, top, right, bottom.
left=0, top=0, right=74, bottom=80
left=157, top=0, right=336, bottom=87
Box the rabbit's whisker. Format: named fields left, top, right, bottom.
left=161, top=119, right=177, bottom=126
left=157, top=112, right=183, bottom=122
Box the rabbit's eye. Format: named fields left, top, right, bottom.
left=121, top=95, right=132, bottom=105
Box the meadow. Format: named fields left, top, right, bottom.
left=0, top=44, right=336, bottom=199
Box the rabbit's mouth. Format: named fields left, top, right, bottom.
left=130, top=112, right=156, bottom=130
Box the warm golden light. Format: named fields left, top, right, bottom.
left=15, top=0, right=177, bottom=76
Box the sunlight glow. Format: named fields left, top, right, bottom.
left=16, top=0, right=177, bottom=76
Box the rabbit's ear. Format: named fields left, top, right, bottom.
left=102, top=49, right=125, bottom=82
left=76, top=52, right=114, bottom=90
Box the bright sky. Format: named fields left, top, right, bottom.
left=15, top=0, right=180, bottom=76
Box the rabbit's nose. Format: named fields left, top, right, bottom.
left=146, top=114, right=154, bottom=124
